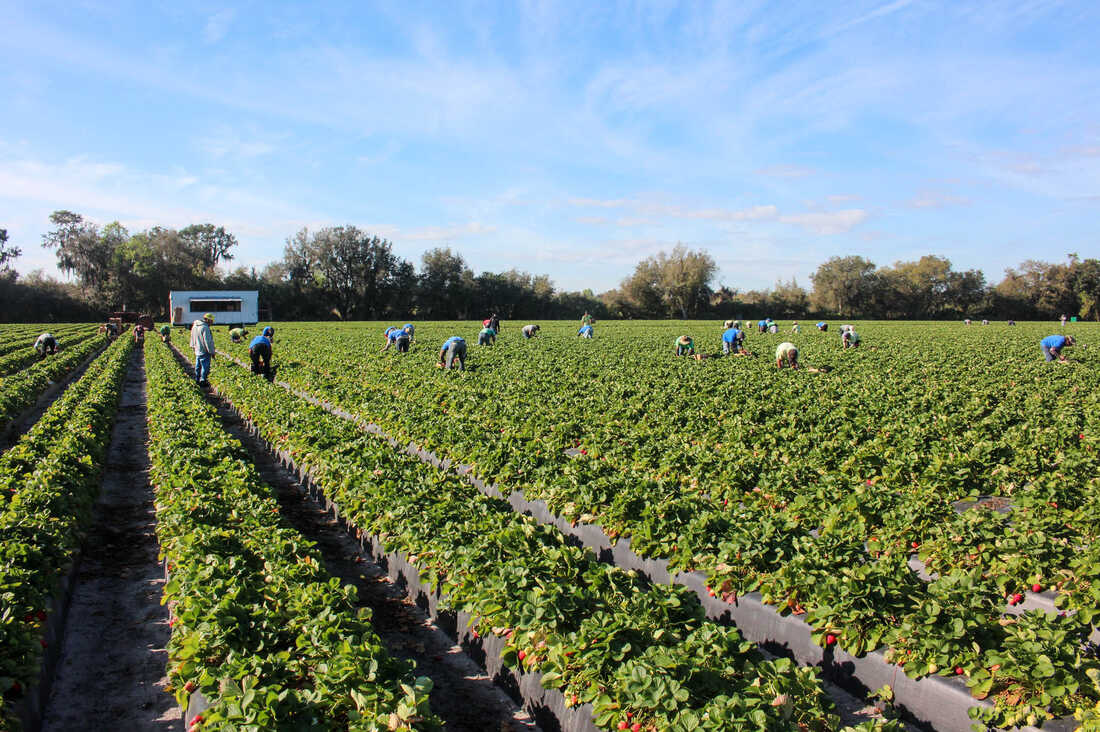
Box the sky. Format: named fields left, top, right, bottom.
left=1, top=0, right=1098, bottom=294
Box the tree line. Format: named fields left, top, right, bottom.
left=1, top=211, right=1097, bottom=322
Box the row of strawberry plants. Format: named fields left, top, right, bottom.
left=0, top=327, right=99, bottom=378
left=0, top=325, right=91, bottom=360
left=204, top=353, right=867, bottom=732
left=0, top=332, right=111, bottom=433
left=0, top=334, right=134, bottom=731
left=244, top=322, right=1100, bottom=727
left=145, top=340, right=439, bottom=731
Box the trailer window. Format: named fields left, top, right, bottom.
left=189, top=299, right=242, bottom=312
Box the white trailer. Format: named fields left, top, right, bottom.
left=169, top=290, right=259, bottom=327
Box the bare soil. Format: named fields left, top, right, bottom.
left=41, top=351, right=177, bottom=731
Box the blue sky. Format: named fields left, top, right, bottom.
left=1, top=0, right=1098, bottom=293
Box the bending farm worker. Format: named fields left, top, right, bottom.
left=228, top=327, right=248, bottom=343
left=775, top=341, right=800, bottom=369
left=816, top=321, right=828, bottom=332
left=249, top=330, right=274, bottom=379
left=403, top=323, right=415, bottom=341
left=394, top=329, right=411, bottom=353
left=791, top=321, right=801, bottom=334
left=521, top=324, right=540, bottom=339
left=261, top=325, right=275, bottom=341
left=34, top=332, right=58, bottom=358
left=439, top=336, right=467, bottom=370
left=578, top=324, right=594, bottom=339
left=159, top=324, right=171, bottom=343
left=133, top=324, right=145, bottom=345
left=478, top=325, right=497, bottom=346
left=189, top=313, right=216, bottom=386
left=1041, top=334, right=1075, bottom=363
left=381, top=326, right=403, bottom=352
left=581, top=311, right=593, bottom=326
left=674, top=335, right=695, bottom=356
left=721, top=324, right=745, bottom=355
left=842, top=329, right=861, bottom=349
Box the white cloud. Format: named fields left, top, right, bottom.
left=204, top=9, right=236, bottom=44
left=779, top=209, right=868, bottom=235
left=401, top=222, right=497, bottom=241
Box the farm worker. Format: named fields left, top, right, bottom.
left=578, top=324, right=594, bottom=339
left=982, top=319, right=989, bottom=326
left=1008, top=320, right=1016, bottom=326
left=478, top=326, right=497, bottom=346
left=381, top=326, right=404, bottom=352
left=757, top=319, right=768, bottom=334
left=581, top=311, right=593, bottom=326
left=721, top=325, right=744, bottom=355
left=964, top=318, right=971, bottom=325
left=438, top=336, right=467, bottom=370
left=228, top=327, right=248, bottom=343
left=261, top=326, right=275, bottom=341
left=816, top=321, right=828, bottom=332
left=34, top=332, right=58, bottom=358
left=133, top=324, right=145, bottom=345
left=483, top=313, right=501, bottom=332
left=768, top=322, right=778, bottom=334
left=842, top=330, right=861, bottom=349
left=189, top=313, right=216, bottom=386
left=674, top=335, right=695, bottom=356
left=393, top=330, right=411, bottom=353
left=159, top=325, right=171, bottom=343
left=521, top=324, right=540, bottom=339
left=249, top=331, right=274, bottom=378
left=840, top=324, right=853, bottom=334
left=1040, top=334, right=1075, bottom=362
left=775, top=342, right=800, bottom=369
left=791, top=321, right=801, bottom=334
left=402, top=323, right=415, bottom=341
left=1060, top=314, right=1068, bottom=328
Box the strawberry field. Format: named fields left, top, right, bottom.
left=2, top=319, right=1099, bottom=731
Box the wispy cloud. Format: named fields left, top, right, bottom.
left=779, top=209, right=868, bottom=235
left=203, top=9, right=236, bottom=44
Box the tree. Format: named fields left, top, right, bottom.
left=622, top=244, right=716, bottom=318
left=1074, top=258, right=1100, bottom=321
left=284, top=226, right=406, bottom=319
left=810, top=256, right=877, bottom=316
left=41, top=210, right=116, bottom=294
left=770, top=278, right=809, bottom=316
left=417, top=247, right=474, bottom=317
left=179, top=224, right=237, bottom=271
left=0, top=228, right=20, bottom=279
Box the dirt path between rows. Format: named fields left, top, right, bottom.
left=199, top=382, right=538, bottom=731
left=40, top=350, right=177, bottom=732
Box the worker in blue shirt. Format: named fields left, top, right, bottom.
left=722, top=325, right=745, bottom=355
left=757, top=319, right=768, bottom=334
left=402, top=323, right=415, bottom=341
left=261, top=326, right=275, bottom=341
left=1041, top=334, right=1075, bottom=362
left=816, top=321, right=828, bottom=332
left=578, top=324, right=594, bottom=338
left=438, top=336, right=467, bottom=370
left=381, top=326, right=403, bottom=352
left=248, top=332, right=274, bottom=379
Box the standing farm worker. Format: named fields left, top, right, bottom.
left=674, top=335, right=695, bottom=356
left=34, top=332, right=58, bottom=358
left=521, top=324, right=540, bottom=339
left=1041, top=334, right=1075, bottom=362
left=775, top=342, right=800, bottom=369
left=842, top=329, right=861, bottom=349
left=229, top=327, right=248, bottom=343
left=249, top=331, right=274, bottom=379
left=189, top=313, right=216, bottom=386
left=1061, top=314, right=1068, bottom=328
left=722, top=324, right=745, bottom=355
left=159, top=324, right=171, bottom=343
left=816, top=321, right=828, bottom=332
left=478, top=325, right=497, bottom=346
left=578, top=324, right=594, bottom=339
left=438, top=336, right=467, bottom=370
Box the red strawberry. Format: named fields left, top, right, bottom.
left=910, top=541, right=920, bottom=549
left=184, top=681, right=196, bottom=693
left=1031, top=583, right=1042, bottom=593
left=955, top=667, right=964, bottom=675
left=517, top=650, right=526, bottom=661
left=1011, top=593, right=1023, bottom=605
left=35, top=610, right=46, bottom=622
left=617, top=722, right=628, bottom=731
left=825, top=633, right=837, bottom=646
left=631, top=725, right=641, bottom=732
